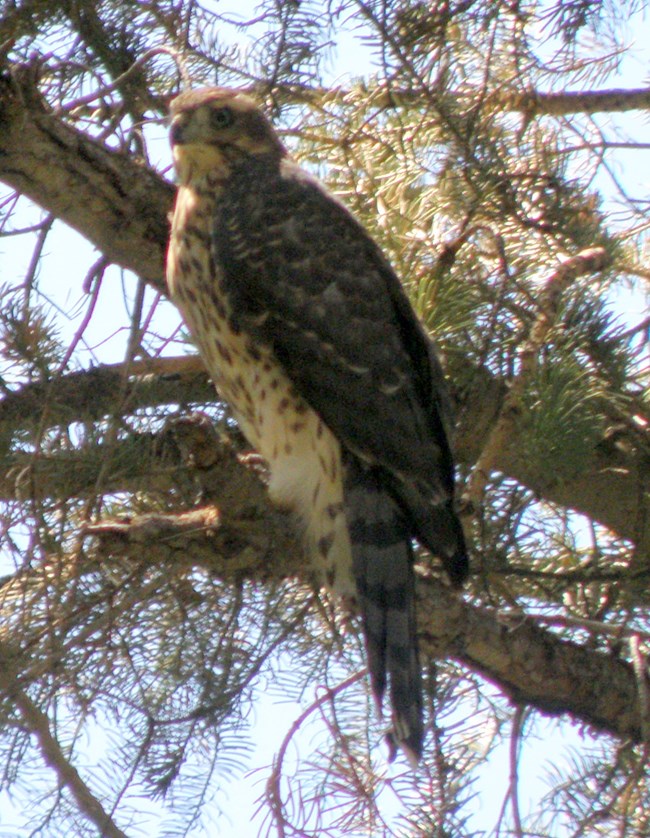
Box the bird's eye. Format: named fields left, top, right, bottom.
left=210, top=107, right=235, bottom=130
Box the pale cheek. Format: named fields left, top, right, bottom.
left=173, top=146, right=229, bottom=182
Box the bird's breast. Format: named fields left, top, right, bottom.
left=167, top=186, right=354, bottom=593
left=167, top=187, right=338, bottom=488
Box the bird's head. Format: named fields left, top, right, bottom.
left=169, top=87, right=286, bottom=184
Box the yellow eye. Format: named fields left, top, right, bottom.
left=210, top=107, right=235, bottom=129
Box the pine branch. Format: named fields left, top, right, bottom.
left=85, top=507, right=300, bottom=582
left=0, top=356, right=212, bottom=441
left=418, top=581, right=646, bottom=743
left=0, top=642, right=128, bottom=838
left=2, top=362, right=647, bottom=565
left=466, top=246, right=613, bottom=507
left=74, top=420, right=650, bottom=745
left=490, top=87, right=650, bottom=117
left=272, top=81, right=650, bottom=117
left=0, top=433, right=180, bottom=501
left=11, top=506, right=638, bottom=744
left=3, top=507, right=645, bottom=748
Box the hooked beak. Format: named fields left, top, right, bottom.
left=169, top=117, right=186, bottom=146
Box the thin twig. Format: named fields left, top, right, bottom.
left=629, top=635, right=650, bottom=742
left=55, top=257, right=106, bottom=375
left=7, top=674, right=129, bottom=838
left=508, top=706, right=525, bottom=838
left=262, top=670, right=365, bottom=838
left=529, top=612, right=650, bottom=642
left=58, top=47, right=183, bottom=115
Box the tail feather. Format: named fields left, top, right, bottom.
left=344, top=460, right=423, bottom=764
left=392, top=479, right=469, bottom=589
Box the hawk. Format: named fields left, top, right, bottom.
left=167, top=87, right=468, bottom=763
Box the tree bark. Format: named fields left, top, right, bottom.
left=419, top=580, right=645, bottom=742
left=0, top=65, right=172, bottom=289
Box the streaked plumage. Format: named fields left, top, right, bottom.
left=167, top=87, right=468, bottom=762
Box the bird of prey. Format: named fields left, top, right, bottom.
left=167, top=87, right=468, bottom=764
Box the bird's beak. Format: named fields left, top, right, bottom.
left=170, top=117, right=186, bottom=146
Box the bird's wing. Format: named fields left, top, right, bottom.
left=213, top=156, right=454, bottom=499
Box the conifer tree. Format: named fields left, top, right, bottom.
left=0, top=1, right=649, bottom=834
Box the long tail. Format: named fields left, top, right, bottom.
left=344, top=458, right=423, bottom=764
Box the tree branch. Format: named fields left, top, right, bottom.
left=1, top=366, right=648, bottom=567
left=466, top=247, right=612, bottom=505
left=0, top=356, right=212, bottom=442
left=0, top=643, right=129, bottom=838
left=0, top=433, right=181, bottom=502
left=418, top=580, right=645, bottom=742
left=0, top=64, right=172, bottom=288
left=273, top=81, right=650, bottom=117
left=0, top=411, right=646, bottom=746
left=456, top=362, right=650, bottom=565
left=80, top=507, right=649, bottom=743
left=490, top=86, right=650, bottom=117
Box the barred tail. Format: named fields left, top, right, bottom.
left=344, top=459, right=423, bottom=765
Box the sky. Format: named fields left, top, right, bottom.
left=1, top=2, right=650, bottom=836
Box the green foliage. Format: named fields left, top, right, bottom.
left=521, top=354, right=606, bottom=485
left=0, top=283, right=64, bottom=382
left=559, top=284, right=632, bottom=392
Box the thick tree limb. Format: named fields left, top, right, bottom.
left=419, top=581, right=645, bottom=742
left=82, top=417, right=649, bottom=745
left=83, top=503, right=648, bottom=744
left=0, top=356, right=211, bottom=442
left=1, top=355, right=647, bottom=562
left=0, top=65, right=172, bottom=288
left=2, top=64, right=647, bottom=296
left=86, top=504, right=300, bottom=584
left=454, top=359, right=650, bottom=563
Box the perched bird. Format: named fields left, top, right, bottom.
left=167, top=87, right=468, bottom=763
